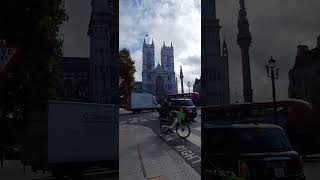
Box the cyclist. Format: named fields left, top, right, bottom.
left=161, top=99, right=171, bottom=118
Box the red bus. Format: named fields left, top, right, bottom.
left=202, top=99, right=320, bottom=155
left=167, top=92, right=200, bottom=106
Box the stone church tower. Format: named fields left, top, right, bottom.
left=88, top=0, right=119, bottom=104
left=201, top=0, right=230, bottom=107
left=142, top=40, right=177, bottom=96
left=142, top=39, right=155, bottom=93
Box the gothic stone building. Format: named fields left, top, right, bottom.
left=141, top=39, right=178, bottom=96
left=289, top=36, right=320, bottom=107
left=201, top=0, right=230, bottom=107
left=58, top=0, right=119, bottom=104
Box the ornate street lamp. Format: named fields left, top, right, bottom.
left=187, top=81, right=191, bottom=96
left=265, top=56, right=279, bottom=124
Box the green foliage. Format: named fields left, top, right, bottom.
left=119, top=48, right=136, bottom=98
left=0, top=0, right=68, bottom=132
left=0, top=0, right=68, bottom=103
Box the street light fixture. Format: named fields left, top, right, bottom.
left=187, top=82, right=191, bottom=96
left=265, top=56, right=279, bottom=124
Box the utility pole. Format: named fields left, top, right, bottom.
left=180, top=65, right=184, bottom=94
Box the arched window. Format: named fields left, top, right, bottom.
left=147, top=52, right=151, bottom=62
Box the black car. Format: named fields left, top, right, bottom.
left=159, top=98, right=197, bottom=121
left=202, top=123, right=305, bottom=180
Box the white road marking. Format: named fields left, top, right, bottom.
left=175, top=145, right=201, bottom=164
left=187, top=132, right=201, bottom=147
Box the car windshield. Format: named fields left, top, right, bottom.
left=172, top=99, right=194, bottom=106
left=203, top=128, right=292, bottom=154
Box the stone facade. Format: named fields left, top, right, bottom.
left=289, top=36, right=320, bottom=107
left=134, top=81, right=143, bottom=93
left=141, top=40, right=178, bottom=96
left=201, top=0, right=230, bottom=106
left=58, top=57, right=90, bottom=102
left=59, top=0, right=118, bottom=104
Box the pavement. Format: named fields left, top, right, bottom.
left=119, top=124, right=200, bottom=180
left=119, top=110, right=201, bottom=174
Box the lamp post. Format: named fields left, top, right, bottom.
left=265, top=57, right=279, bottom=124
left=187, top=81, right=191, bottom=96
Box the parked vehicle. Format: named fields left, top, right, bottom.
left=167, top=92, right=200, bottom=106
left=159, top=98, right=197, bottom=121
left=202, top=123, right=305, bottom=180
left=201, top=99, right=320, bottom=155
left=21, top=101, right=119, bottom=178
left=125, top=93, right=161, bottom=113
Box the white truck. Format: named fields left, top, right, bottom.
left=22, top=101, right=118, bottom=177
left=125, top=93, right=161, bottom=113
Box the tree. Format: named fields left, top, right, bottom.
left=119, top=48, right=136, bottom=100
left=0, top=0, right=68, bottom=145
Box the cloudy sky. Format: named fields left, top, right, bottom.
left=60, top=0, right=319, bottom=103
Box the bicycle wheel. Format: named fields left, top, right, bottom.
left=176, top=123, right=190, bottom=138
left=160, top=118, right=170, bottom=134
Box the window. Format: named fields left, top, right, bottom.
left=147, top=75, right=151, bottom=81
left=168, top=75, right=171, bottom=81
left=108, top=0, right=113, bottom=8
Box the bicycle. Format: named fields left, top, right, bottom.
left=160, top=110, right=190, bottom=138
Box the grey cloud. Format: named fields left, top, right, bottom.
left=60, top=0, right=91, bottom=57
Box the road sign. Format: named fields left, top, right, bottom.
left=0, top=47, right=17, bottom=72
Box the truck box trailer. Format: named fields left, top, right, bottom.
left=125, top=93, right=161, bottom=113
left=22, top=101, right=118, bottom=177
